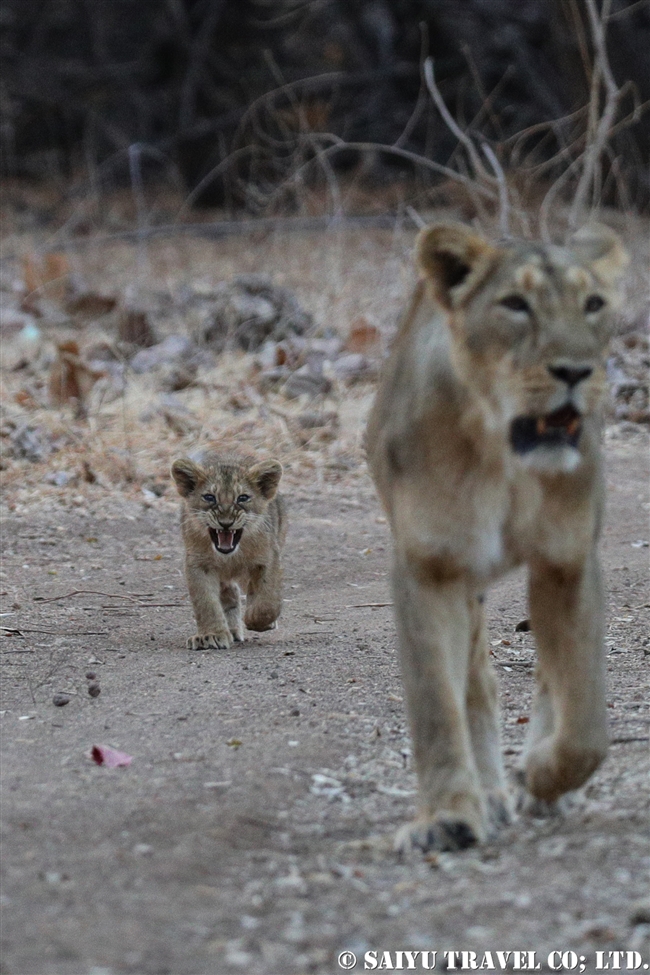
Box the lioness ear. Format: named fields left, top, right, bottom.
left=249, top=459, right=282, bottom=500
left=171, top=458, right=203, bottom=497
left=416, top=223, right=499, bottom=310
left=568, top=223, right=629, bottom=285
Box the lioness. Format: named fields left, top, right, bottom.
left=171, top=451, right=286, bottom=649
left=366, top=222, right=629, bottom=852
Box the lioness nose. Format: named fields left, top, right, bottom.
left=548, top=365, right=593, bottom=387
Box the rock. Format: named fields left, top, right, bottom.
left=330, top=352, right=377, bottom=383
left=282, top=365, right=332, bottom=399
left=630, top=898, right=650, bottom=925
left=10, top=423, right=53, bottom=462
left=197, top=276, right=312, bottom=353
left=44, top=470, right=75, bottom=487
left=52, top=693, right=70, bottom=707
left=87, top=682, right=101, bottom=698
left=130, top=334, right=194, bottom=373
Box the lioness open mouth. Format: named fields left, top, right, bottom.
left=510, top=403, right=582, bottom=455
left=209, top=527, right=243, bottom=555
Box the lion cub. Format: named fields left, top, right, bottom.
left=367, top=222, right=629, bottom=853
left=171, top=451, right=287, bottom=649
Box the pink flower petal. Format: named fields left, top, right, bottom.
left=90, top=744, right=133, bottom=768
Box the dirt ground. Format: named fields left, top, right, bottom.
left=0, top=213, right=649, bottom=975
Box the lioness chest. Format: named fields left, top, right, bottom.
left=392, top=439, right=600, bottom=585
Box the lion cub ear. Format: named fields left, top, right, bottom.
left=568, top=223, right=629, bottom=285
left=171, top=458, right=203, bottom=497
left=416, top=223, right=499, bottom=310
left=248, top=459, right=282, bottom=500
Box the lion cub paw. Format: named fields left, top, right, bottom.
left=224, top=610, right=244, bottom=643
left=187, top=631, right=233, bottom=650
left=244, top=610, right=279, bottom=632
left=394, top=814, right=483, bottom=855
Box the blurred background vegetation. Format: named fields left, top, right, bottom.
left=1, top=0, right=649, bottom=215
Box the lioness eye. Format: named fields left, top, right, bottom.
left=236, top=494, right=251, bottom=504
left=202, top=493, right=216, bottom=504
left=500, top=295, right=531, bottom=313
left=585, top=295, right=605, bottom=313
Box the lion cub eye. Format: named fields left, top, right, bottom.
left=202, top=493, right=216, bottom=505
left=236, top=494, right=251, bottom=504
left=584, top=295, right=605, bottom=314
left=499, top=295, right=531, bottom=314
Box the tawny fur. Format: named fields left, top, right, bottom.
left=171, top=451, right=287, bottom=650
left=366, top=222, right=629, bottom=853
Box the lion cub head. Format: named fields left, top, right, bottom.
left=171, top=452, right=282, bottom=555
left=417, top=222, right=629, bottom=471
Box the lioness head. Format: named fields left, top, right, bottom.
left=417, top=222, right=629, bottom=471
left=171, top=453, right=282, bottom=555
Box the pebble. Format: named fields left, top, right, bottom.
left=52, top=694, right=70, bottom=707
left=88, top=682, right=101, bottom=698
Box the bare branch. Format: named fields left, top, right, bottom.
left=481, top=143, right=510, bottom=237
left=423, top=57, right=491, bottom=183
left=568, top=0, right=622, bottom=228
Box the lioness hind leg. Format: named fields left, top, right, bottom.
left=220, top=581, right=243, bottom=642
left=467, top=597, right=512, bottom=831
left=392, top=564, right=487, bottom=853
left=524, top=555, right=608, bottom=803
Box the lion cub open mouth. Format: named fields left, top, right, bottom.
left=510, top=403, right=582, bottom=455
left=209, top=527, right=243, bottom=554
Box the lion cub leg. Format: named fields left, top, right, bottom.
left=524, top=554, right=608, bottom=803
left=185, top=560, right=233, bottom=650
left=244, top=549, right=283, bottom=632
left=392, top=565, right=487, bottom=853
left=466, top=598, right=511, bottom=830
left=220, top=581, right=244, bottom=642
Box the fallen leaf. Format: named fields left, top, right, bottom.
left=23, top=251, right=69, bottom=304
left=90, top=745, right=132, bottom=767
left=345, top=316, right=381, bottom=355
left=226, top=738, right=242, bottom=748
left=66, top=292, right=117, bottom=317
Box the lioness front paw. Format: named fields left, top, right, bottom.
left=394, top=813, right=483, bottom=855
left=187, top=630, right=233, bottom=650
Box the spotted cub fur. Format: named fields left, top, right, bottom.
left=171, top=451, right=287, bottom=649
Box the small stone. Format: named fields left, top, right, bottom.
left=88, top=682, right=101, bottom=698
left=290, top=708, right=300, bottom=717
left=85, top=671, right=97, bottom=680
left=515, top=618, right=531, bottom=632
left=52, top=694, right=70, bottom=707
left=630, top=897, right=650, bottom=924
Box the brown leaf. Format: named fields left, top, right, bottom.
left=66, top=292, right=117, bottom=317
left=23, top=252, right=69, bottom=305
left=344, top=316, right=381, bottom=355
left=48, top=340, right=105, bottom=411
